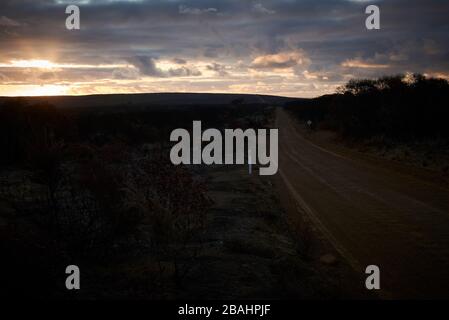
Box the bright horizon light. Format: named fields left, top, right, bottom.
left=0, top=59, right=128, bottom=69
left=1, top=59, right=56, bottom=69
left=0, top=84, right=69, bottom=97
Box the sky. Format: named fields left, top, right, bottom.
left=0, top=0, right=448, bottom=97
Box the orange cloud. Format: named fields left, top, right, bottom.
left=341, top=59, right=389, bottom=69
left=251, top=50, right=309, bottom=69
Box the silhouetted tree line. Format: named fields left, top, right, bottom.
left=285, top=74, right=449, bottom=141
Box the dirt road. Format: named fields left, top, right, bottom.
left=276, top=108, right=449, bottom=299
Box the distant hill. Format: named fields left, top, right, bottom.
left=0, top=93, right=300, bottom=109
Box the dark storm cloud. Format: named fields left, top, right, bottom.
left=168, top=66, right=202, bottom=77
left=125, top=56, right=164, bottom=77
left=124, top=55, right=202, bottom=78
left=206, top=62, right=229, bottom=76
left=1, top=0, right=449, bottom=96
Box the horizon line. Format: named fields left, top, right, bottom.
left=0, top=91, right=312, bottom=100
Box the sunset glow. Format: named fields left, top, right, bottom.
left=0, top=84, right=68, bottom=97
left=1, top=59, right=56, bottom=69
left=0, top=0, right=448, bottom=97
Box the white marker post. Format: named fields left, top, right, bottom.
left=249, top=148, right=252, bottom=175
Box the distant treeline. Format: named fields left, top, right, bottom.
left=0, top=99, right=272, bottom=166
left=285, top=74, right=449, bottom=141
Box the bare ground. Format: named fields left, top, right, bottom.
left=177, top=164, right=370, bottom=299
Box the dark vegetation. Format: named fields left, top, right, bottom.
left=286, top=74, right=449, bottom=140
left=0, top=98, right=273, bottom=298
left=285, top=74, right=449, bottom=171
